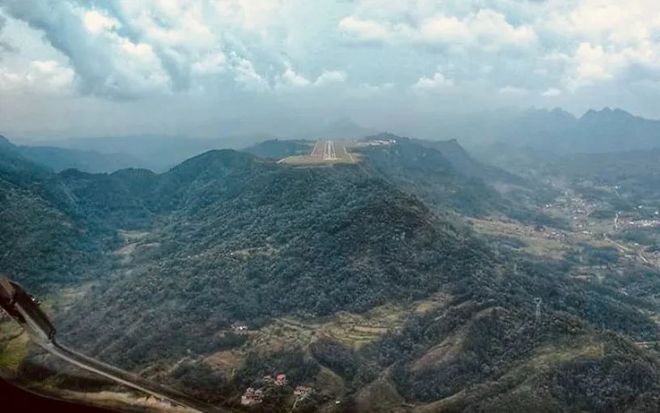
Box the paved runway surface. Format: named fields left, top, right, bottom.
left=282, top=140, right=355, bottom=165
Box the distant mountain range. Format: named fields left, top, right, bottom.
left=1, top=134, right=149, bottom=173
left=462, top=107, right=660, bottom=154
left=303, top=116, right=378, bottom=139
left=17, top=145, right=149, bottom=173
left=16, top=134, right=273, bottom=172
left=6, top=108, right=659, bottom=176
left=10, top=117, right=378, bottom=173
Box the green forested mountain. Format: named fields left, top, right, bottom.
left=0, top=136, right=110, bottom=288
left=410, top=137, right=527, bottom=187
left=2, top=136, right=660, bottom=412
left=355, top=136, right=560, bottom=227
left=356, top=135, right=508, bottom=215
left=60, top=150, right=491, bottom=367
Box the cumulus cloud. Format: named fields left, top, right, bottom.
left=0, top=59, right=73, bottom=93
left=542, top=88, right=562, bottom=97
left=0, top=0, right=303, bottom=98
left=3, top=0, right=660, bottom=135
left=4, top=0, right=654, bottom=102
left=546, top=0, right=660, bottom=91
left=82, top=10, right=120, bottom=34
left=411, top=71, right=454, bottom=93
left=338, top=16, right=390, bottom=43
left=339, top=9, right=537, bottom=51
left=279, top=64, right=311, bottom=88
left=191, top=52, right=227, bottom=76
left=314, top=70, right=347, bottom=87
left=570, top=43, right=619, bottom=86
left=276, top=65, right=347, bottom=90
left=232, top=55, right=269, bottom=92
left=0, top=0, right=169, bottom=98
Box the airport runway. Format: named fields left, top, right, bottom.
left=280, top=140, right=356, bottom=165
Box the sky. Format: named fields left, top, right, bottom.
left=1, top=0, right=660, bottom=139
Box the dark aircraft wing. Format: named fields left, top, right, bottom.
left=0, top=276, right=225, bottom=413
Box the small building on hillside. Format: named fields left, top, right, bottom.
left=294, top=385, right=313, bottom=399
left=231, top=322, right=249, bottom=333
left=275, top=373, right=287, bottom=386
left=241, top=387, right=264, bottom=406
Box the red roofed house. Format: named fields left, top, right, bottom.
left=275, top=373, right=287, bottom=386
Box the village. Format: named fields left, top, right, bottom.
left=240, top=372, right=315, bottom=408
left=221, top=304, right=416, bottom=410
